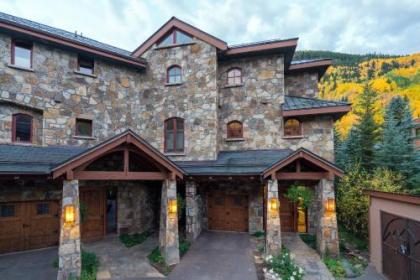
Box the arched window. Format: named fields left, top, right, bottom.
left=227, top=121, right=243, bottom=139
left=164, top=118, right=184, bottom=153
left=227, top=68, right=242, bottom=86
left=167, top=65, right=182, bottom=84
left=12, top=113, right=33, bottom=143
left=284, top=118, right=302, bottom=137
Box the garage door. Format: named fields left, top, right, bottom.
left=0, top=201, right=60, bottom=254
left=382, top=212, right=420, bottom=280
left=208, top=190, right=248, bottom=232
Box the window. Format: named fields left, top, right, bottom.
left=75, top=118, right=93, bottom=137
left=164, top=118, right=184, bottom=153
left=77, top=55, right=94, bottom=75
left=12, top=113, right=32, bottom=143
left=157, top=29, right=193, bottom=47
left=0, top=204, right=15, bottom=217
left=227, top=121, right=243, bottom=138
left=416, top=128, right=420, bottom=138
left=11, top=40, right=32, bottom=68
left=167, top=65, right=182, bottom=84
left=284, top=118, right=302, bottom=137
left=227, top=68, right=242, bottom=86
left=36, top=203, right=50, bottom=215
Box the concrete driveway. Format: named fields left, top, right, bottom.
left=0, top=247, right=58, bottom=280
left=168, top=231, right=257, bottom=280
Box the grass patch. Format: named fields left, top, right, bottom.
left=148, top=247, right=172, bottom=275
left=339, top=227, right=368, bottom=252
left=299, top=233, right=316, bottom=250
left=119, top=231, right=150, bottom=247
left=251, top=231, right=265, bottom=238
left=347, top=254, right=368, bottom=276
left=323, top=256, right=346, bottom=278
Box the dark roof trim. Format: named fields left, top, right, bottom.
left=262, top=147, right=343, bottom=179
left=283, top=105, right=351, bottom=117
left=0, top=21, right=146, bottom=69
left=224, top=38, right=298, bottom=55
left=364, top=190, right=420, bottom=206
left=288, top=59, right=332, bottom=78
left=132, top=17, right=228, bottom=57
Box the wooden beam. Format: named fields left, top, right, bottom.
left=124, top=148, right=129, bottom=175
left=73, top=171, right=167, bottom=180
left=276, top=172, right=329, bottom=180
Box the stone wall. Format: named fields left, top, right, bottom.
left=285, top=72, right=319, bottom=98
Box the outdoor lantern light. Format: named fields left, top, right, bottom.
left=269, top=198, right=279, bottom=211
left=326, top=198, right=336, bottom=213
left=64, top=205, right=75, bottom=225
left=168, top=199, right=177, bottom=214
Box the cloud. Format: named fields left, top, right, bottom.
left=0, top=0, right=418, bottom=54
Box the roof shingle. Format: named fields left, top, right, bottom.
left=283, top=95, right=350, bottom=111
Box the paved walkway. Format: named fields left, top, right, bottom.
left=168, top=231, right=258, bottom=280
left=282, top=233, right=334, bottom=280
left=83, top=235, right=164, bottom=280
left=0, top=247, right=58, bottom=280
left=352, top=265, right=385, bottom=280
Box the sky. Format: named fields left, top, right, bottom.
left=0, top=0, right=419, bottom=55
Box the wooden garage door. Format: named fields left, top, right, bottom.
left=0, top=201, right=59, bottom=254
left=80, top=187, right=106, bottom=242
left=382, top=212, right=420, bottom=280
left=208, top=190, right=248, bottom=232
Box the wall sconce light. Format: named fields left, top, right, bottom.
left=326, top=198, right=336, bottom=213
left=168, top=199, right=177, bottom=215
left=64, top=205, right=75, bottom=225
left=269, top=198, right=279, bottom=211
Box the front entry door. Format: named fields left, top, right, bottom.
left=279, top=190, right=295, bottom=232
left=80, top=187, right=106, bottom=242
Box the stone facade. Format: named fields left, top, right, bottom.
left=58, top=180, right=81, bottom=280
left=285, top=72, right=319, bottom=98
left=315, top=179, right=339, bottom=257
left=185, top=181, right=202, bottom=242
left=265, top=179, right=282, bottom=255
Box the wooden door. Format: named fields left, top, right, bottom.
left=279, top=190, right=295, bottom=232
left=80, top=187, right=106, bottom=242
left=208, top=191, right=248, bottom=232
left=0, top=201, right=59, bottom=254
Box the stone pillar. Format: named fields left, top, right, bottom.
left=186, top=181, right=201, bottom=242
left=159, top=179, right=180, bottom=265
left=316, top=179, right=339, bottom=257
left=57, top=180, right=81, bottom=280
left=265, top=179, right=282, bottom=255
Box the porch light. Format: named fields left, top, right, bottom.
left=168, top=199, right=177, bottom=215
left=326, top=198, right=336, bottom=213
left=269, top=198, right=279, bottom=211
left=64, top=205, right=75, bottom=225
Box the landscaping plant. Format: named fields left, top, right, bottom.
left=119, top=231, right=151, bottom=247
left=323, top=256, right=346, bottom=278
left=263, top=248, right=304, bottom=280
left=285, top=185, right=313, bottom=209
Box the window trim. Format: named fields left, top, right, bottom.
left=11, top=39, right=33, bottom=69
left=75, top=118, right=93, bottom=138
left=77, top=55, right=95, bottom=75
left=283, top=118, right=303, bottom=138
left=227, top=120, right=243, bottom=139
left=157, top=29, right=193, bottom=47
left=226, top=67, right=243, bottom=86
left=166, top=65, right=182, bottom=84
left=12, top=113, right=33, bottom=143
left=164, top=117, right=185, bottom=153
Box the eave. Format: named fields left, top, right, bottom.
left=287, top=59, right=332, bottom=79
left=283, top=105, right=351, bottom=118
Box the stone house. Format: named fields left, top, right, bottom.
left=0, top=12, right=351, bottom=279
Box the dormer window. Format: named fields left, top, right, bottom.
left=12, top=113, right=33, bottom=143
left=157, top=29, right=193, bottom=47
left=227, top=68, right=242, bottom=86
left=167, top=65, right=182, bottom=84
left=284, top=118, right=302, bottom=137
left=11, top=40, right=32, bottom=69
left=77, top=55, right=94, bottom=75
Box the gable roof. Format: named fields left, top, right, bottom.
left=282, top=95, right=351, bottom=118
left=132, top=17, right=228, bottom=57
left=0, top=11, right=146, bottom=69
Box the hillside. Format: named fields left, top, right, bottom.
left=294, top=51, right=420, bottom=137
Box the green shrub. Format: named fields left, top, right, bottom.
left=179, top=240, right=191, bottom=256
left=52, top=251, right=99, bottom=280
left=252, top=231, right=265, bottom=238
left=323, top=256, right=346, bottom=278
left=264, top=248, right=304, bottom=280
left=339, top=227, right=368, bottom=251
left=148, top=247, right=165, bottom=265
left=285, top=185, right=313, bottom=209
left=119, top=231, right=150, bottom=247
left=299, top=234, right=316, bottom=250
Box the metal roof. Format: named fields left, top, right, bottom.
left=283, top=95, right=350, bottom=111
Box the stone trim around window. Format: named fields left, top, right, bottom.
left=7, top=63, right=34, bottom=72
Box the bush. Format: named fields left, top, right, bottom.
left=337, top=165, right=403, bottom=239
left=179, top=240, right=191, bottom=256
left=323, top=256, right=346, bottom=278
left=119, top=231, right=150, bottom=247
left=299, top=234, right=316, bottom=250
left=252, top=231, right=265, bottom=238
left=264, top=248, right=304, bottom=280
left=52, top=251, right=99, bottom=280
left=285, top=185, right=313, bottom=209
left=148, top=247, right=165, bottom=265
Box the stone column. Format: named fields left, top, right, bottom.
left=265, top=179, right=282, bottom=255
left=186, top=181, right=201, bottom=242
left=159, top=179, right=180, bottom=265
left=57, top=180, right=81, bottom=280
left=316, top=179, right=339, bottom=257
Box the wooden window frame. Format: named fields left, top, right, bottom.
left=227, top=120, right=243, bottom=139
left=75, top=118, right=93, bottom=137
left=77, top=55, right=94, bottom=75
left=166, top=65, right=182, bottom=84
left=157, top=29, right=192, bottom=46
left=11, top=39, right=33, bottom=68
left=283, top=118, right=303, bottom=138
left=164, top=117, right=184, bottom=153
left=12, top=113, right=33, bottom=143
left=227, top=68, right=243, bottom=86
